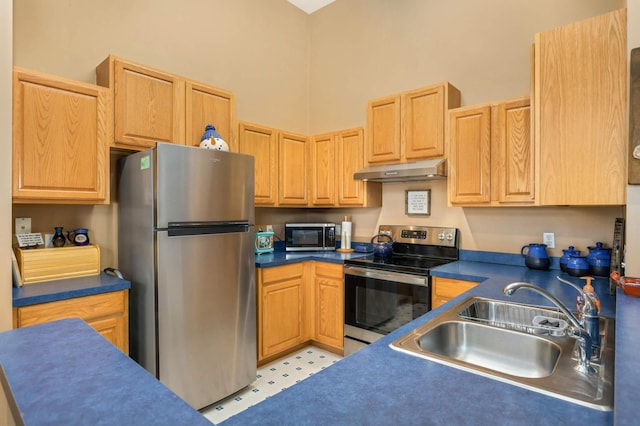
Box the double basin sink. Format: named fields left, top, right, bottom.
left=390, top=296, right=614, bottom=410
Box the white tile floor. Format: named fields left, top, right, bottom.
left=202, top=346, right=343, bottom=424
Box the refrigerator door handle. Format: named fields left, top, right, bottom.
left=166, top=221, right=251, bottom=237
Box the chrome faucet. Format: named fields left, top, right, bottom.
left=503, top=277, right=600, bottom=375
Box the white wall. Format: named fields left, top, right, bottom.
left=1, top=1, right=13, bottom=331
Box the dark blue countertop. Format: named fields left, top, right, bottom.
left=254, top=249, right=372, bottom=267
left=5, top=251, right=638, bottom=425
left=12, top=272, right=131, bottom=307
left=226, top=258, right=638, bottom=426
left=0, top=318, right=211, bottom=426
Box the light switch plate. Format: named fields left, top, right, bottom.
left=15, top=217, right=31, bottom=235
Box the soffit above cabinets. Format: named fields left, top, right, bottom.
left=287, top=0, right=336, bottom=14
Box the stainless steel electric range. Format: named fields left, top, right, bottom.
left=343, top=225, right=459, bottom=356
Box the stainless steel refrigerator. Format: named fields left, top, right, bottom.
left=118, top=143, right=256, bottom=410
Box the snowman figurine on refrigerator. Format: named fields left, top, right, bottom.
left=199, top=124, right=229, bottom=151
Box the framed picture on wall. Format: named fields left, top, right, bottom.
left=406, top=190, right=431, bottom=216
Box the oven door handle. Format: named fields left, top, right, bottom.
left=343, top=265, right=429, bottom=287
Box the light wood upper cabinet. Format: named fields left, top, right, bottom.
left=367, top=95, right=401, bottom=164
left=366, top=82, right=460, bottom=165
left=185, top=80, right=236, bottom=151
left=12, top=67, right=109, bottom=204
left=310, top=132, right=336, bottom=206
left=336, top=128, right=382, bottom=207
left=278, top=131, right=309, bottom=206
left=310, top=127, right=382, bottom=207
left=495, top=98, right=533, bottom=204
left=449, top=105, right=492, bottom=205
left=97, top=55, right=236, bottom=152
left=238, top=122, right=278, bottom=206
left=404, top=85, right=453, bottom=160
left=449, top=97, right=533, bottom=206
left=97, top=56, right=184, bottom=150
left=534, top=9, right=627, bottom=206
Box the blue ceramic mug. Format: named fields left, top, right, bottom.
left=66, top=228, right=90, bottom=246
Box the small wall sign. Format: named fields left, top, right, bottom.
left=406, top=190, right=431, bottom=216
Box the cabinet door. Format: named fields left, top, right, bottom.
left=313, top=263, right=343, bottom=350
left=366, top=95, right=401, bottom=164
left=432, top=277, right=479, bottom=309
left=535, top=9, right=626, bottom=205
left=310, top=133, right=336, bottom=206
left=336, top=128, right=382, bottom=207
left=448, top=106, right=492, bottom=204
left=113, top=58, right=185, bottom=149
left=403, top=86, right=445, bottom=159
left=279, top=131, right=309, bottom=206
left=259, top=264, right=306, bottom=360
left=185, top=80, right=236, bottom=151
left=494, top=98, right=534, bottom=204
left=13, top=290, right=129, bottom=353
left=238, top=122, right=278, bottom=206
left=12, top=68, right=109, bottom=203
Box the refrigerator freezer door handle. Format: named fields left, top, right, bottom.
left=166, top=221, right=251, bottom=237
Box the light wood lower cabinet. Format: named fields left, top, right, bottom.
left=432, top=277, right=479, bottom=309
left=257, top=263, right=307, bottom=361
left=13, top=290, right=129, bottom=354
left=312, top=262, right=344, bottom=349
left=257, top=261, right=344, bottom=363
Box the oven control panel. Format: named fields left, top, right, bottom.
left=379, top=225, right=458, bottom=247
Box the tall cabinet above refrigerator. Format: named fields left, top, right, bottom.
left=118, top=143, right=256, bottom=410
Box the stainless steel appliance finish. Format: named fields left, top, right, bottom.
left=343, top=225, right=459, bottom=356
left=285, top=223, right=336, bottom=251
left=118, top=143, right=256, bottom=410
left=391, top=296, right=615, bottom=410
left=354, top=158, right=447, bottom=182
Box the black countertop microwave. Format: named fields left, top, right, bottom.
left=285, top=223, right=336, bottom=251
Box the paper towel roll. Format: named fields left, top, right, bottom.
left=341, top=216, right=352, bottom=249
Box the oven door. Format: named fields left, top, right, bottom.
left=343, top=265, right=430, bottom=355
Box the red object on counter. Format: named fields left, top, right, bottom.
left=610, top=272, right=640, bottom=297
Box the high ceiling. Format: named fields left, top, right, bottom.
left=287, top=0, right=336, bottom=14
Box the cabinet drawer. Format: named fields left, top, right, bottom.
left=15, top=290, right=127, bottom=328
left=433, top=277, right=479, bottom=299
left=262, top=262, right=305, bottom=284
left=314, top=262, right=343, bottom=279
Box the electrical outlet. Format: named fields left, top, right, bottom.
left=543, top=232, right=555, bottom=249
left=266, top=225, right=273, bottom=232
left=15, top=217, right=31, bottom=235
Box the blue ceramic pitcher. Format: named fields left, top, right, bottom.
left=521, top=243, right=550, bottom=270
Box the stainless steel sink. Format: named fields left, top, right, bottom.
left=390, top=296, right=615, bottom=410
left=415, top=321, right=561, bottom=378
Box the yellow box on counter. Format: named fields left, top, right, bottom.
left=15, top=244, right=101, bottom=284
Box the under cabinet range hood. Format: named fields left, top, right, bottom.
left=354, top=159, right=447, bottom=182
